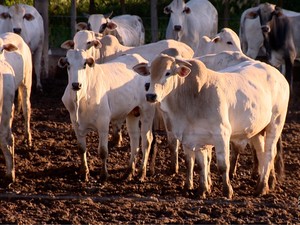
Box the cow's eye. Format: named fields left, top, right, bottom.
left=83, top=63, right=87, bottom=69
left=165, top=72, right=171, bottom=77
left=227, top=41, right=233, bottom=45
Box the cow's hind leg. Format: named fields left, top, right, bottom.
left=18, top=85, right=32, bottom=147
left=254, top=125, right=282, bottom=196
left=195, top=145, right=213, bottom=198
left=183, top=147, right=195, bottom=191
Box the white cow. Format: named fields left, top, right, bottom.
left=98, top=34, right=194, bottom=63
left=77, top=14, right=145, bottom=47
left=164, top=0, right=218, bottom=52
left=0, top=4, right=44, bottom=91
left=239, top=4, right=300, bottom=59
left=196, top=28, right=242, bottom=57
left=0, top=32, right=33, bottom=147
left=0, top=59, right=16, bottom=183
left=134, top=53, right=289, bottom=199
left=58, top=49, right=155, bottom=182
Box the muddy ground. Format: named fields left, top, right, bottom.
left=0, top=76, right=299, bottom=224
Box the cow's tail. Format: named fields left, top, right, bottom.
left=274, top=135, right=285, bottom=180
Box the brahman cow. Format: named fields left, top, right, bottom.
left=58, top=49, right=155, bottom=182
left=164, top=0, right=218, bottom=53
left=77, top=13, right=145, bottom=47
left=0, top=32, right=33, bottom=147
left=0, top=4, right=44, bottom=91
left=134, top=53, right=289, bottom=199
left=240, top=3, right=300, bottom=90
left=239, top=4, right=300, bottom=59
left=0, top=59, right=16, bottom=183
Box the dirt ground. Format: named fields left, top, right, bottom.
left=0, top=75, right=299, bottom=224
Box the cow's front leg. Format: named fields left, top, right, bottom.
left=139, top=109, right=155, bottom=182
left=77, top=135, right=89, bottom=182
left=126, top=114, right=141, bottom=181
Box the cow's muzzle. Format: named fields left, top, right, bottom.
left=261, top=25, right=270, bottom=33
left=146, top=93, right=157, bottom=103
left=72, top=82, right=82, bottom=91
left=13, top=28, right=22, bottom=34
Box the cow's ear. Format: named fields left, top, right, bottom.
left=274, top=6, right=283, bottom=16
left=3, top=43, right=18, bottom=52
left=0, top=12, right=10, bottom=19
left=212, top=36, right=220, bottom=43
left=164, top=6, right=172, bottom=14
left=175, top=58, right=192, bottom=78
left=133, top=62, right=150, bottom=76
left=86, top=57, right=95, bottom=67
left=24, top=13, right=34, bottom=21
left=61, top=40, right=74, bottom=49
left=106, top=22, right=117, bottom=31
left=76, top=22, right=88, bottom=31
left=58, top=57, right=69, bottom=68
left=176, top=65, right=191, bottom=78
left=246, top=11, right=258, bottom=19
left=183, top=7, right=191, bottom=14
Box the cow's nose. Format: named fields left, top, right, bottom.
left=13, top=28, right=21, bottom=34
left=146, top=93, right=157, bottom=102
left=174, top=25, right=181, bottom=31
left=145, top=83, right=150, bottom=91
left=72, top=82, right=82, bottom=90
left=261, top=25, right=270, bottom=33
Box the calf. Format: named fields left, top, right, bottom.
left=134, top=53, right=289, bottom=199
left=58, top=49, right=155, bottom=182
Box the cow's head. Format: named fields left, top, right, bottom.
left=164, top=0, right=190, bottom=40
left=133, top=53, right=191, bottom=103
left=58, top=49, right=95, bottom=91
left=61, top=30, right=102, bottom=52
left=7, top=4, right=35, bottom=37
left=84, top=13, right=116, bottom=35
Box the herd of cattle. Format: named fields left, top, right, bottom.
left=0, top=0, right=297, bottom=200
